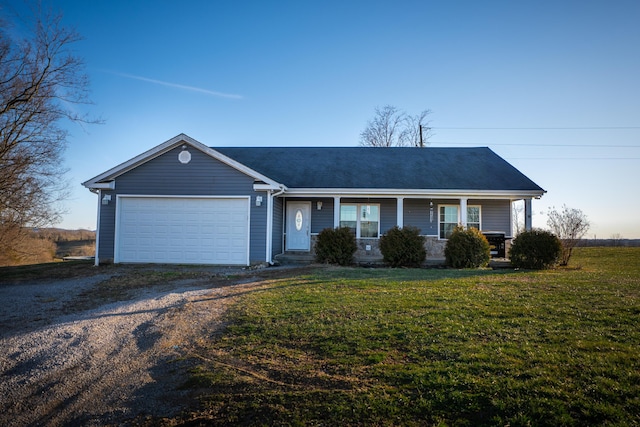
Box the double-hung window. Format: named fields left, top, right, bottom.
left=439, top=206, right=459, bottom=239
left=467, top=206, right=480, bottom=230
left=439, top=205, right=481, bottom=238
left=340, top=204, right=380, bottom=238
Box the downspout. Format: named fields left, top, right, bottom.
left=266, top=185, right=286, bottom=265
left=94, top=189, right=101, bottom=266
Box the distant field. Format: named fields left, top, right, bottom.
left=0, top=228, right=94, bottom=266
left=54, top=239, right=95, bottom=259
left=172, top=247, right=640, bottom=426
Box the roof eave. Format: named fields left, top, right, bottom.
left=281, top=188, right=546, bottom=199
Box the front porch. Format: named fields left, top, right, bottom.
left=274, top=252, right=512, bottom=268
left=274, top=235, right=512, bottom=267
left=277, top=195, right=522, bottom=266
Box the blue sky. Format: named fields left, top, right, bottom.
left=4, top=0, right=640, bottom=238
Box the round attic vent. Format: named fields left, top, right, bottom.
left=178, top=149, right=191, bottom=164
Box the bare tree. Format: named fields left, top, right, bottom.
left=359, top=105, right=432, bottom=147
left=0, top=6, right=97, bottom=263
left=610, top=233, right=623, bottom=247
left=512, top=200, right=525, bottom=236
left=405, top=109, right=433, bottom=147
left=547, top=205, right=590, bottom=266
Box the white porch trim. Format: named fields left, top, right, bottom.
left=397, top=197, right=404, bottom=228
left=525, top=198, right=533, bottom=231
left=460, top=197, right=468, bottom=228
left=266, top=191, right=273, bottom=263
left=282, top=188, right=545, bottom=199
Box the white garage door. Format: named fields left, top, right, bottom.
left=116, top=197, right=249, bottom=265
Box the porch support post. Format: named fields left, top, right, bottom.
left=333, top=196, right=340, bottom=228
left=397, top=197, right=404, bottom=228
left=460, top=197, right=468, bottom=228
left=524, top=198, right=533, bottom=231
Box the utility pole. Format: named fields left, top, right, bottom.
left=419, top=125, right=424, bottom=147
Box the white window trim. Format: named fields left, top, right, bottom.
left=439, top=204, right=458, bottom=239
left=340, top=203, right=381, bottom=239
left=438, top=204, right=482, bottom=239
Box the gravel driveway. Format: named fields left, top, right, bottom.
left=0, top=266, right=287, bottom=426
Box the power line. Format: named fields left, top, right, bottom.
left=430, top=142, right=640, bottom=148
left=506, top=157, right=640, bottom=160
left=432, top=126, right=640, bottom=130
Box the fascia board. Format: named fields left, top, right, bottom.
left=281, top=188, right=546, bottom=199
left=253, top=183, right=285, bottom=191
left=82, top=133, right=283, bottom=189
left=85, top=182, right=115, bottom=190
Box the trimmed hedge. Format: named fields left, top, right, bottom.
left=380, top=226, right=426, bottom=267
left=314, top=227, right=357, bottom=266
left=509, top=229, right=562, bottom=269
left=444, top=226, right=491, bottom=268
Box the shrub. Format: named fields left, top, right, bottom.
left=547, top=205, right=590, bottom=266
left=444, top=226, right=490, bottom=268
left=379, top=226, right=426, bottom=267
left=315, top=227, right=357, bottom=266
left=509, top=229, right=562, bottom=269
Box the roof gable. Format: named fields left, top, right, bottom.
left=82, top=134, right=281, bottom=190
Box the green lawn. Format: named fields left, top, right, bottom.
left=184, top=248, right=640, bottom=426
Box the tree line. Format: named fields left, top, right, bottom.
left=0, top=227, right=95, bottom=266
left=1, top=4, right=98, bottom=265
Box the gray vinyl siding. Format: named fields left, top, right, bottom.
left=272, top=197, right=284, bottom=256
left=97, top=189, right=116, bottom=262
left=403, top=199, right=511, bottom=237
left=470, top=199, right=512, bottom=236
left=98, top=146, right=267, bottom=263
left=250, top=196, right=268, bottom=262
left=379, top=199, right=397, bottom=234
left=310, top=198, right=334, bottom=233
left=404, top=198, right=438, bottom=236
left=115, top=146, right=255, bottom=195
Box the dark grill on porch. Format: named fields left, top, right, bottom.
left=483, top=232, right=507, bottom=258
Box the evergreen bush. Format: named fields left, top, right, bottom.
left=314, top=227, right=357, bottom=266
left=379, top=226, right=426, bottom=267
left=509, top=229, right=562, bottom=269
left=444, top=226, right=490, bottom=268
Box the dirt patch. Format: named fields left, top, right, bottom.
left=0, top=264, right=308, bottom=426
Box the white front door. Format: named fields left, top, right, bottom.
left=286, top=202, right=311, bottom=251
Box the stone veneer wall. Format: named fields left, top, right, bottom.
left=307, top=235, right=385, bottom=260
left=307, top=234, right=447, bottom=263
left=424, top=236, right=447, bottom=260
left=291, top=234, right=509, bottom=265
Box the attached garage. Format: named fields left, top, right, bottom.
left=115, top=196, right=250, bottom=265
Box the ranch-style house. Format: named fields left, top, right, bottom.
left=82, top=134, right=545, bottom=265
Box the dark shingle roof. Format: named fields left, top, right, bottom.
left=215, top=146, right=544, bottom=192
